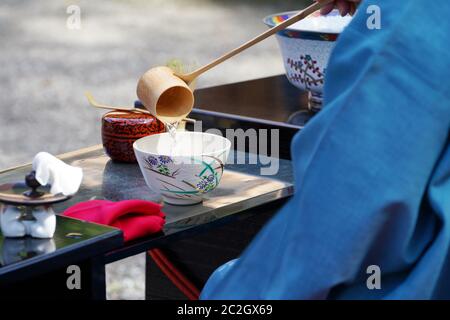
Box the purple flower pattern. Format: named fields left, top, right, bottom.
left=196, top=174, right=216, bottom=192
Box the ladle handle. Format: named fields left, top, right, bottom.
left=186, top=0, right=333, bottom=80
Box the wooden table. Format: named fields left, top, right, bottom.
left=0, top=75, right=305, bottom=300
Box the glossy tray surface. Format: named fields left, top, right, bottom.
left=0, top=146, right=294, bottom=235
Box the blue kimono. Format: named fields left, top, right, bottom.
left=201, top=0, right=450, bottom=299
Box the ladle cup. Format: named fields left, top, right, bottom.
left=137, top=66, right=194, bottom=123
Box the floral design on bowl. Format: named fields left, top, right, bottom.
left=287, top=55, right=324, bottom=90
left=144, top=155, right=178, bottom=177
left=134, top=132, right=231, bottom=205
left=196, top=173, right=216, bottom=192
left=264, top=10, right=352, bottom=113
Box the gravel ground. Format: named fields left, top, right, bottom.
left=0, top=0, right=306, bottom=300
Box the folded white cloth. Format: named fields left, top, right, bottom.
left=0, top=205, right=56, bottom=238
left=32, top=152, right=83, bottom=196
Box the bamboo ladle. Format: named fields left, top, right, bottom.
left=137, top=0, right=333, bottom=122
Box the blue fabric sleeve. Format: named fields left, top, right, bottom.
left=201, top=0, right=450, bottom=299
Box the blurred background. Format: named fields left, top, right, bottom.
left=0, top=0, right=308, bottom=299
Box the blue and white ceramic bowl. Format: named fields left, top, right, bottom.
left=134, top=132, right=231, bottom=205
left=264, top=10, right=352, bottom=111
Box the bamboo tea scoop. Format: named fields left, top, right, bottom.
left=85, top=92, right=196, bottom=123
left=137, top=0, right=333, bottom=122
left=86, top=92, right=151, bottom=114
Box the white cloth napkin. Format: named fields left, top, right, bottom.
left=32, top=152, right=83, bottom=196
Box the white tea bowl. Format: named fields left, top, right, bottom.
left=264, top=10, right=352, bottom=112
left=134, top=131, right=231, bottom=205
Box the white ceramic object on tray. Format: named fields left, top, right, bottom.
left=134, top=132, right=231, bottom=205
left=264, top=10, right=352, bottom=112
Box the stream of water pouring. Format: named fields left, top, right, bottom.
left=165, top=121, right=180, bottom=140
left=163, top=120, right=183, bottom=158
